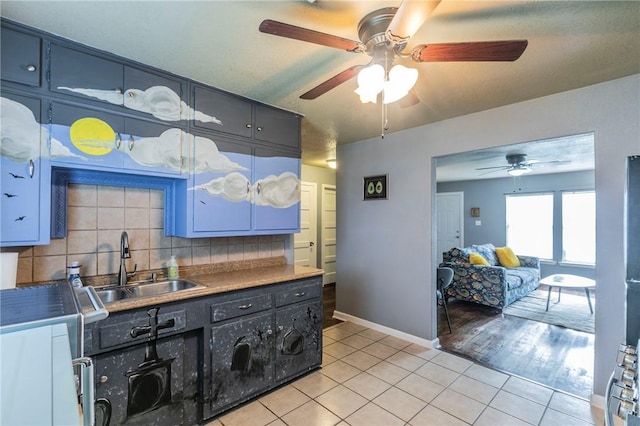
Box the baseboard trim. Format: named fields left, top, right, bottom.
left=332, top=310, right=440, bottom=349
left=590, top=393, right=606, bottom=410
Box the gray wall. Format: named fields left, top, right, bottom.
left=437, top=170, right=595, bottom=279
left=301, top=164, right=336, bottom=267
left=337, top=74, right=640, bottom=398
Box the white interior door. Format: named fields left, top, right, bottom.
left=294, top=182, right=317, bottom=267
left=436, top=192, right=464, bottom=263
left=321, top=185, right=337, bottom=285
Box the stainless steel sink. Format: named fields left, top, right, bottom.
left=95, top=279, right=203, bottom=304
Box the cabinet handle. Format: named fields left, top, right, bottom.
left=256, top=126, right=263, bottom=132
left=26, top=64, right=37, bottom=72
left=28, top=159, right=34, bottom=178
left=245, top=124, right=252, bottom=129
left=116, top=133, right=122, bottom=150
left=238, top=303, right=253, bottom=310
left=128, top=135, right=135, bottom=151
left=256, top=183, right=261, bottom=194
left=99, top=375, right=108, bottom=384
left=295, top=292, right=306, bottom=297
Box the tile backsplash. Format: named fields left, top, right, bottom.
left=8, top=183, right=286, bottom=284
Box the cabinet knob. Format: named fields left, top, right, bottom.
left=26, top=65, right=37, bottom=72
left=256, top=126, right=263, bottom=132
left=278, top=325, right=284, bottom=331
left=266, top=329, right=273, bottom=336
left=116, top=133, right=122, bottom=150
left=29, top=159, right=34, bottom=179
left=115, top=88, right=123, bottom=94
left=245, top=124, right=252, bottom=129
left=99, top=375, right=108, bottom=384
left=128, top=135, right=135, bottom=151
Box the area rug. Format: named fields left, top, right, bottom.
left=503, top=288, right=595, bottom=333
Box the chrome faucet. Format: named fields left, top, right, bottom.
left=118, top=231, right=137, bottom=286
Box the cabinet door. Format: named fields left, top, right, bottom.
left=1, top=26, right=41, bottom=87
left=275, top=300, right=322, bottom=382
left=94, top=333, right=199, bottom=426
left=209, top=313, right=274, bottom=414
left=192, top=135, right=252, bottom=233
left=124, top=65, right=186, bottom=122
left=123, top=118, right=184, bottom=176
left=192, top=85, right=252, bottom=138
left=50, top=44, right=124, bottom=103
left=1, top=93, right=50, bottom=246
left=254, top=105, right=301, bottom=150
left=49, top=102, right=125, bottom=170
left=253, top=147, right=301, bottom=232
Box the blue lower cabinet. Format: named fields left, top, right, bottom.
left=0, top=93, right=50, bottom=246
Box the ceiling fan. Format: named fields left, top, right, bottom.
left=259, top=0, right=528, bottom=103
left=476, top=154, right=572, bottom=176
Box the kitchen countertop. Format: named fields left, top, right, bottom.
left=96, top=263, right=324, bottom=313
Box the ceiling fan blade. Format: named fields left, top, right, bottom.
left=300, top=65, right=364, bottom=100
left=259, top=19, right=365, bottom=52
left=386, top=0, right=441, bottom=46
left=528, top=159, right=572, bottom=166
left=475, top=165, right=510, bottom=171
left=411, top=40, right=528, bottom=62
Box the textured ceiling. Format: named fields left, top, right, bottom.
left=2, top=1, right=638, bottom=170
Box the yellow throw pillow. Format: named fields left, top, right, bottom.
left=469, top=253, right=490, bottom=266
left=496, top=246, right=521, bottom=268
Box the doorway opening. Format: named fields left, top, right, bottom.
left=433, top=133, right=595, bottom=399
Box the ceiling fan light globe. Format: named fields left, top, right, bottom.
left=382, top=83, right=408, bottom=104
left=388, top=64, right=418, bottom=90
left=508, top=166, right=532, bottom=177
left=355, top=86, right=378, bottom=103
left=357, top=64, right=385, bottom=92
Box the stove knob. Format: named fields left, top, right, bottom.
left=615, top=365, right=637, bottom=388
left=620, top=343, right=638, bottom=355
left=618, top=352, right=638, bottom=369
left=612, top=382, right=637, bottom=401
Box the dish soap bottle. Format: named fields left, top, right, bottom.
left=168, top=255, right=179, bottom=279
left=68, top=261, right=83, bottom=289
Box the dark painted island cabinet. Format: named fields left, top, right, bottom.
left=84, top=275, right=323, bottom=425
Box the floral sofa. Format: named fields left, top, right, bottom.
left=440, top=243, right=540, bottom=311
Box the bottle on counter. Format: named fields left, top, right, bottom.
left=68, top=261, right=83, bottom=288
left=168, top=255, right=179, bottom=279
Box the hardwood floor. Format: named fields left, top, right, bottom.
left=437, top=298, right=594, bottom=399
left=324, top=283, right=593, bottom=399
left=322, top=283, right=342, bottom=329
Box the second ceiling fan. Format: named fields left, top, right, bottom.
left=259, top=0, right=528, bottom=103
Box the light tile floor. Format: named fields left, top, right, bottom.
left=206, top=321, right=609, bottom=426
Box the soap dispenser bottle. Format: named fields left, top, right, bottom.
left=68, top=261, right=83, bottom=289
left=168, top=255, right=179, bottom=279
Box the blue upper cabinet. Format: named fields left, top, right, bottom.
left=49, top=44, right=187, bottom=124
left=49, top=102, right=185, bottom=177
left=253, top=147, right=301, bottom=233
left=191, top=85, right=252, bottom=138
left=1, top=26, right=42, bottom=87
left=1, top=92, right=51, bottom=246
left=254, top=105, right=301, bottom=150
left=174, top=138, right=301, bottom=238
